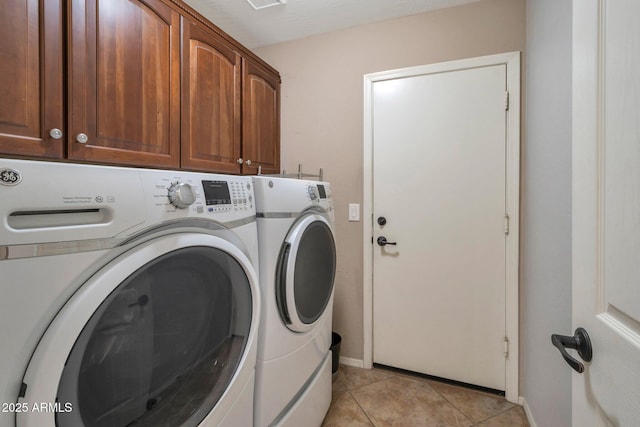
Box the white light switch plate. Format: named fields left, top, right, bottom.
left=348, top=203, right=360, bottom=222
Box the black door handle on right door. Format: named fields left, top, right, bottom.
left=551, top=327, right=593, bottom=373
left=377, top=236, right=397, bottom=246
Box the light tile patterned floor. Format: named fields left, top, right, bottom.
left=322, top=365, right=529, bottom=427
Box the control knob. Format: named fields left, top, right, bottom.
left=168, top=182, right=196, bottom=209
left=308, top=185, right=319, bottom=200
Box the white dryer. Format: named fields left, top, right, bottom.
left=0, top=159, right=260, bottom=427
left=251, top=177, right=336, bottom=427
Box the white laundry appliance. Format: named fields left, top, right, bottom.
left=0, top=159, right=260, bottom=427
left=251, top=177, right=336, bottom=427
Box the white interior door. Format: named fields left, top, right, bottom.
left=571, top=1, right=640, bottom=425
left=372, top=63, right=509, bottom=391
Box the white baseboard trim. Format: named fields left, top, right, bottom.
left=519, top=397, right=538, bottom=427
left=339, top=356, right=364, bottom=368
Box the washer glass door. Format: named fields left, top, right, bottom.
left=21, top=234, right=257, bottom=427
left=276, top=214, right=336, bottom=332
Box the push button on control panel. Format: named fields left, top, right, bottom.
left=307, top=185, right=319, bottom=201
left=229, top=180, right=253, bottom=211
left=195, top=180, right=250, bottom=212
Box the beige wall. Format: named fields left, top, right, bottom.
left=254, top=0, right=526, bottom=360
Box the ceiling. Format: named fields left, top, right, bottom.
left=183, top=0, right=482, bottom=49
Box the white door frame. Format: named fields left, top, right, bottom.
left=362, top=51, right=521, bottom=402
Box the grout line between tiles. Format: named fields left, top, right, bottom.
left=351, top=369, right=476, bottom=427
left=427, top=386, right=475, bottom=426
left=386, top=371, right=475, bottom=426
left=335, top=367, right=528, bottom=427
left=343, top=370, right=397, bottom=426
left=348, top=390, right=376, bottom=426
left=472, top=405, right=524, bottom=426
left=429, top=390, right=475, bottom=426
left=342, top=369, right=395, bottom=392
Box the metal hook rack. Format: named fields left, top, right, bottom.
left=278, top=164, right=324, bottom=181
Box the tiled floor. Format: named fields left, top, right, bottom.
left=322, top=365, right=529, bottom=427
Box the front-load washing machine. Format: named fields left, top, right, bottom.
left=0, top=159, right=260, bottom=427
left=251, top=177, right=336, bottom=427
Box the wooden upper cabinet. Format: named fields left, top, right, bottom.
left=0, top=0, right=64, bottom=158
left=0, top=0, right=281, bottom=173
left=242, top=58, right=281, bottom=175
left=68, top=0, right=181, bottom=168
left=181, top=18, right=242, bottom=173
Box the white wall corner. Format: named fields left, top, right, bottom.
left=519, top=397, right=539, bottom=427
left=339, top=356, right=364, bottom=369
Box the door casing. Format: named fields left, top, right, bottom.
left=362, top=51, right=521, bottom=403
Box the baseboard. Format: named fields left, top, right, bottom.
left=338, top=356, right=364, bottom=368
left=519, top=397, right=538, bottom=427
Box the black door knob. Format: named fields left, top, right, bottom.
left=377, top=236, right=397, bottom=246
left=377, top=216, right=387, bottom=226
left=551, top=327, right=593, bottom=373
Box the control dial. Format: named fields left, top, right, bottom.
left=168, top=182, right=196, bottom=209
left=307, top=185, right=319, bottom=201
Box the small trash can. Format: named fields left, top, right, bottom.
left=330, top=332, right=342, bottom=375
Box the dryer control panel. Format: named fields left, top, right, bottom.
left=305, top=184, right=329, bottom=202
left=252, top=176, right=333, bottom=220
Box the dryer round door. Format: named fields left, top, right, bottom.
left=276, top=213, right=336, bottom=332
left=17, top=233, right=259, bottom=427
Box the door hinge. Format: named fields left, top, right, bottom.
left=503, top=214, right=510, bottom=235
left=505, top=91, right=510, bottom=110
left=504, top=337, right=509, bottom=358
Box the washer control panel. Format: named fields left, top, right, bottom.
left=202, top=180, right=253, bottom=213
left=148, top=173, right=254, bottom=215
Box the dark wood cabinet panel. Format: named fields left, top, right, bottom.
left=68, top=0, right=181, bottom=168
left=0, top=0, right=64, bottom=158
left=242, top=58, right=280, bottom=175
left=181, top=18, right=241, bottom=173
left=1, top=0, right=280, bottom=174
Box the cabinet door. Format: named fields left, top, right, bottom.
left=181, top=18, right=241, bottom=173
left=242, top=58, right=281, bottom=175
left=0, top=0, right=64, bottom=158
left=68, top=0, right=180, bottom=168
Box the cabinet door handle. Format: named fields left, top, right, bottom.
left=245, top=159, right=252, bottom=166
left=49, top=128, right=63, bottom=140
left=76, top=133, right=89, bottom=144
left=237, top=158, right=244, bottom=165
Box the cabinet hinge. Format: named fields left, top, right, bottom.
left=504, top=337, right=509, bottom=358
left=505, top=91, right=510, bottom=110
left=504, top=214, right=510, bottom=235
